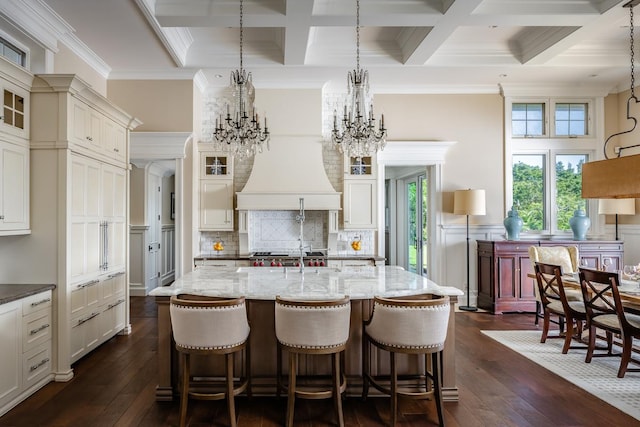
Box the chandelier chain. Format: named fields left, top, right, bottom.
left=356, top=0, right=360, bottom=73
left=240, top=0, right=244, bottom=72
left=631, top=4, right=635, bottom=96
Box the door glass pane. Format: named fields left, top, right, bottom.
left=407, top=181, right=417, bottom=273
left=420, top=175, right=428, bottom=277
left=556, top=154, right=587, bottom=231
left=513, top=154, right=545, bottom=231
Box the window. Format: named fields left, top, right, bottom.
left=554, top=103, right=588, bottom=137
left=512, top=103, right=545, bottom=137
left=512, top=153, right=588, bottom=232
left=0, top=37, right=25, bottom=67
left=511, top=99, right=592, bottom=138
left=506, top=96, right=599, bottom=236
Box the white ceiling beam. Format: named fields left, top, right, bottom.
left=283, top=0, right=313, bottom=65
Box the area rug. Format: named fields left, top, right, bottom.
left=481, top=330, right=640, bottom=420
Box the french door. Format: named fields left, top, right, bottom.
left=407, top=174, right=428, bottom=276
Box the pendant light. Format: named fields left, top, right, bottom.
left=331, top=0, right=387, bottom=159
left=583, top=0, right=640, bottom=199
left=213, top=0, right=269, bottom=159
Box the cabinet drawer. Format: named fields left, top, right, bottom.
left=21, top=290, right=52, bottom=317
left=22, top=343, right=51, bottom=389
left=70, top=279, right=100, bottom=317
left=23, top=309, right=52, bottom=353
left=580, top=243, right=624, bottom=252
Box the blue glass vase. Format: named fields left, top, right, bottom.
left=503, top=207, right=523, bottom=240
left=569, top=208, right=590, bottom=241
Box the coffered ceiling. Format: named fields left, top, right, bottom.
left=12, top=0, right=640, bottom=93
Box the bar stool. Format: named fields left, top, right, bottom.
left=169, top=294, right=251, bottom=427
left=275, top=296, right=351, bottom=427
left=363, top=294, right=450, bottom=427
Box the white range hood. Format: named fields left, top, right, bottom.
left=236, top=135, right=341, bottom=210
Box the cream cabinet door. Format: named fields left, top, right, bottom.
left=0, top=141, right=29, bottom=233
left=0, top=80, right=29, bottom=140
left=200, top=180, right=234, bottom=230
left=70, top=156, right=102, bottom=280
left=343, top=179, right=377, bottom=229
left=0, top=300, right=21, bottom=408
left=101, top=165, right=127, bottom=271
left=103, top=119, right=126, bottom=163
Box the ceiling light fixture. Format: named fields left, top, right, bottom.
left=582, top=0, right=640, bottom=199
left=212, top=0, right=269, bottom=159
left=331, top=0, right=387, bottom=159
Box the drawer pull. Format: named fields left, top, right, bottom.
left=78, top=279, right=99, bottom=289
left=106, top=299, right=125, bottom=310
left=31, top=298, right=51, bottom=307
left=30, top=357, right=50, bottom=372
left=107, top=271, right=125, bottom=279
left=30, top=323, right=50, bottom=335
left=77, top=312, right=100, bottom=325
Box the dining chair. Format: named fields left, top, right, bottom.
left=362, top=294, right=450, bottom=427
left=169, top=294, right=251, bottom=427
left=529, top=245, right=582, bottom=326
left=275, top=296, right=351, bottom=427
left=579, top=268, right=640, bottom=377
left=534, top=262, right=586, bottom=353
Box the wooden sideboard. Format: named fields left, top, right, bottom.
left=477, top=239, right=624, bottom=314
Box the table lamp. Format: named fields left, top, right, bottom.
left=454, top=189, right=486, bottom=311
left=598, top=199, right=636, bottom=240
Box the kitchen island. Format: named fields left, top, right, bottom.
left=149, top=265, right=463, bottom=401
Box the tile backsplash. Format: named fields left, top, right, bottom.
left=249, top=210, right=326, bottom=252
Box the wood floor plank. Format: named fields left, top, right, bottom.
left=0, top=298, right=638, bottom=426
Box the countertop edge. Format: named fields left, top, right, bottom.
left=0, top=283, right=56, bottom=306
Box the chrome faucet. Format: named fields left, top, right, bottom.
left=296, top=198, right=308, bottom=273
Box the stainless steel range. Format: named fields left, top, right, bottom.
left=249, top=251, right=327, bottom=267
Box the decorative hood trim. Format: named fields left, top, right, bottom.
left=237, top=136, right=341, bottom=210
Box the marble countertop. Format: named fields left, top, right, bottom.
left=193, top=254, right=385, bottom=261
left=0, top=283, right=56, bottom=305
left=149, top=266, right=462, bottom=300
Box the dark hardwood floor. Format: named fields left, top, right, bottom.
left=0, top=297, right=636, bottom=426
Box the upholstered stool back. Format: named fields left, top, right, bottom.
left=169, top=294, right=251, bottom=427
left=275, top=296, right=351, bottom=352
left=170, top=294, right=249, bottom=352
left=365, top=296, right=450, bottom=352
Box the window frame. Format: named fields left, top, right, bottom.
left=550, top=99, right=593, bottom=138
left=505, top=95, right=601, bottom=238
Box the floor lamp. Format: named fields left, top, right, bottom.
left=454, top=189, right=486, bottom=312
left=598, top=198, right=636, bottom=240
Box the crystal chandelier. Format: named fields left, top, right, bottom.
left=331, top=0, right=387, bottom=158
left=213, top=0, right=269, bottom=159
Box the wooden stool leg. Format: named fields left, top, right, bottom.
left=362, top=333, right=370, bottom=399
left=432, top=352, right=444, bottom=427
left=226, top=353, right=237, bottom=427
left=246, top=342, right=252, bottom=399
left=390, top=352, right=397, bottom=427
left=277, top=344, right=282, bottom=397
left=179, top=353, right=189, bottom=427
left=286, top=353, right=298, bottom=427
left=333, top=352, right=345, bottom=427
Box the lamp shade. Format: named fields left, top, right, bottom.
left=598, top=198, right=636, bottom=215
left=454, top=189, right=486, bottom=216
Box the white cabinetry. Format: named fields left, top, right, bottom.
left=30, top=74, right=140, bottom=380
left=0, top=57, right=33, bottom=236
left=0, top=289, right=53, bottom=417
left=199, top=152, right=234, bottom=231
left=0, top=141, right=28, bottom=233
left=343, top=155, right=377, bottom=229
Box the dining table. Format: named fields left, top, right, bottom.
left=528, top=271, right=640, bottom=312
